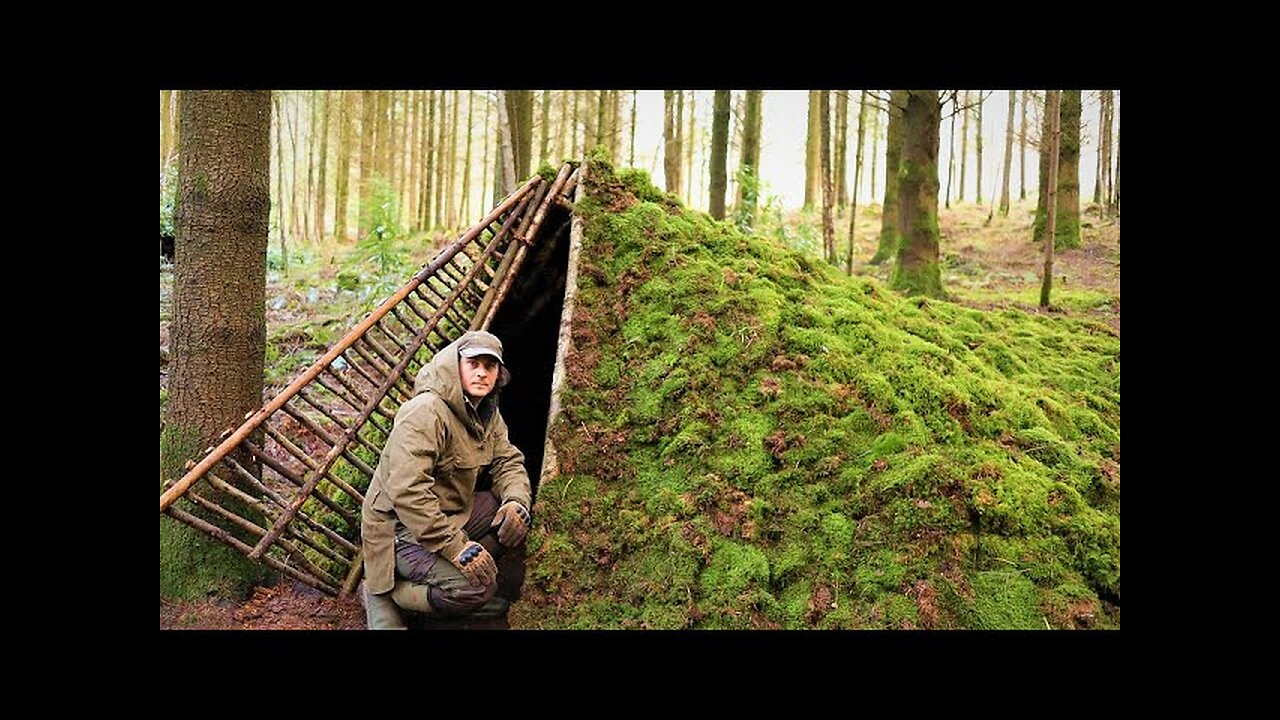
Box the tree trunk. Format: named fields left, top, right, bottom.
left=1040, top=90, right=1062, bottom=307
left=307, top=91, right=317, bottom=243
left=1052, top=90, right=1082, bottom=248
left=358, top=90, right=375, bottom=239
left=287, top=93, right=304, bottom=244
left=1093, top=91, right=1104, bottom=206
left=870, top=90, right=906, bottom=265
left=507, top=90, right=533, bottom=181
left=975, top=91, right=985, bottom=204
left=869, top=98, right=880, bottom=200
left=847, top=90, right=867, bottom=275
left=959, top=90, right=970, bottom=203
left=423, top=90, right=436, bottom=230
left=805, top=90, right=822, bottom=209
left=161, top=90, right=173, bottom=171
left=613, top=89, right=624, bottom=164
left=335, top=91, right=353, bottom=243
left=593, top=90, right=606, bottom=154
left=274, top=93, right=288, bottom=271
left=461, top=90, right=475, bottom=225
left=736, top=90, right=762, bottom=230
left=685, top=91, right=696, bottom=203
left=1020, top=90, right=1029, bottom=201
left=1111, top=115, right=1120, bottom=218
left=709, top=90, right=730, bottom=220
left=497, top=90, right=518, bottom=196
left=494, top=92, right=509, bottom=204
left=481, top=92, right=492, bottom=213
left=161, top=90, right=271, bottom=600
left=821, top=91, right=836, bottom=265
left=375, top=91, right=389, bottom=184
left=890, top=90, right=944, bottom=298
left=675, top=91, right=685, bottom=200
left=630, top=90, right=638, bottom=167
left=836, top=90, right=849, bottom=209
left=1000, top=89, right=1015, bottom=216
left=388, top=92, right=400, bottom=208
left=730, top=92, right=744, bottom=205
left=945, top=92, right=957, bottom=209
left=870, top=97, right=880, bottom=198
left=558, top=90, right=569, bottom=162
left=1034, top=92, right=1051, bottom=242
left=540, top=89, right=551, bottom=167
left=572, top=91, right=581, bottom=159
left=316, top=91, right=330, bottom=241
left=1100, top=90, right=1114, bottom=209
left=447, top=90, right=460, bottom=229
left=664, top=91, right=681, bottom=195
left=408, top=91, right=422, bottom=231
left=435, top=91, right=447, bottom=229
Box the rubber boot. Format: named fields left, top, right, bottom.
left=360, top=580, right=407, bottom=630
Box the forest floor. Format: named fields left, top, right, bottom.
left=160, top=198, right=1119, bottom=630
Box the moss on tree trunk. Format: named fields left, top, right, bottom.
left=160, top=90, right=272, bottom=601
left=870, top=90, right=906, bottom=265
left=890, top=91, right=944, bottom=298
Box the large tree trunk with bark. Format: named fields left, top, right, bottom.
left=805, top=90, right=822, bottom=209
left=890, top=90, right=944, bottom=298
left=1035, top=90, right=1081, bottom=248
left=836, top=90, right=849, bottom=209
left=664, top=91, right=682, bottom=195
left=709, top=90, right=730, bottom=220
left=161, top=90, right=272, bottom=600
left=1040, top=90, right=1062, bottom=307
left=736, top=90, right=762, bottom=230
left=870, top=90, right=906, bottom=265
left=506, top=90, right=533, bottom=182
left=335, top=91, right=353, bottom=242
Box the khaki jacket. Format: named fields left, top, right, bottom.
left=360, top=337, right=531, bottom=594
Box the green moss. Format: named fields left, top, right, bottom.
left=701, top=539, right=771, bottom=601
left=971, top=570, right=1044, bottom=630
left=160, top=426, right=269, bottom=600
left=518, top=158, right=1119, bottom=629
left=855, top=549, right=908, bottom=597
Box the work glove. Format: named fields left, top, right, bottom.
left=449, top=541, right=497, bottom=587
left=491, top=500, right=531, bottom=547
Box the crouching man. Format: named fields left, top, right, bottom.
left=360, top=330, right=532, bottom=629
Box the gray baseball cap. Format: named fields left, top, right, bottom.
left=457, top=330, right=504, bottom=365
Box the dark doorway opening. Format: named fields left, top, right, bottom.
left=490, top=208, right=573, bottom=506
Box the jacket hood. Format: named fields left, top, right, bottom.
left=413, top=336, right=496, bottom=437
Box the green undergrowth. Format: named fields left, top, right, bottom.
left=512, top=157, right=1119, bottom=630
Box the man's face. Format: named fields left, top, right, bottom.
left=459, top=354, right=499, bottom=401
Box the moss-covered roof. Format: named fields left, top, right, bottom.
left=511, top=156, right=1119, bottom=630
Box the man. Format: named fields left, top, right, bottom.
left=360, top=330, right=532, bottom=629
